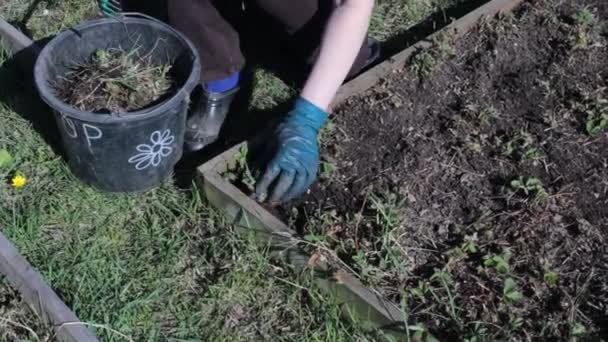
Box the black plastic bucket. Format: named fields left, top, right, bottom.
left=34, top=15, right=201, bottom=192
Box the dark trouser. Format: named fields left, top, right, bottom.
left=167, top=0, right=372, bottom=83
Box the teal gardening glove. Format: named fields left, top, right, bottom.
left=256, top=97, right=327, bottom=203
left=98, top=0, right=123, bottom=16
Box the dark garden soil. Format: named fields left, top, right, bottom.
left=278, top=0, right=608, bottom=339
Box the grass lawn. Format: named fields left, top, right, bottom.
left=0, top=0, right=472, bottom=340
left=0, top=74, right=371, bottom=341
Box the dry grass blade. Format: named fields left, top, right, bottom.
left=0, top=316, right=41, bottom=341
left=56, top=321, right=134, bottom=341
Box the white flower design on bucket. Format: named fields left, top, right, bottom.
left=128, top=130, right=175, bottom=170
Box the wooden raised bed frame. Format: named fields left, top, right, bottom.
left=197, top=0, right=526, bottom=339
left=0, top=16, right=99, bottom=342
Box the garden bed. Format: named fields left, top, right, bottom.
left=279, top=0, right=608, bottom=339
left=214, top=0, right=608, bottom=339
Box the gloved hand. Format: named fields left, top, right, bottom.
left=98, top=0, right=123, bottom=16
left=255, top=97, right=327, bottom=203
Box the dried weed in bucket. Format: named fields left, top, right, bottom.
left=54, top=47, right=174, bottom=114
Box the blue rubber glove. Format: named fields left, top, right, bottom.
left=255, top=97, right=327, bottom=203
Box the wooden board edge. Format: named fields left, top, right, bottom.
left=0, top=233, right=99, bottom=342
left=331, top=0, right=527, bottom=108
left=0, top=16, right=32, bottom=53
left=198, top=142, right=244, bottom=174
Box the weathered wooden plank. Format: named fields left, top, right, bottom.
left=0, top=16, right=42, bottom=76
left=0, top=233, right=99, bottom=342
left=0, top=16, right=31, bottom=53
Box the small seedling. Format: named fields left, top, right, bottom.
left=430, top=269, right=463, bottom=328
left=509, top=314, right=524, bottom=329
left=319, top=160, right=337, bottom=180
left=574, top=8, right=595, bottom=27
left=462, top=103, right=499, bottom=127
left=510, top=176, right=548, bottom=201
left=370, top=193, right=401, bottom=230
left=224, top=145, right=257, bottom=193
left=570, top=8, right=597, bottom=49
left=448, top=234, right=479, bottom=261
left=409, top=324, right=440, bottom=342
left=571, top=322, right=588, bottom=337
left=464, top=324, right=489, bottom=342
left=543, top=269, right=559, bottom=287
left=573, top=92, right=608, bottom=136
left=478, top=106, right=498, bottom=123
left=462, top=234, right=479, bottom=254
left=303, top=232, right=327, bottom=245
left=483, top=251, right=511, bottom=274
left=585, top=110, right=608, bottom=136
left=353, top=250, right=374, bottom=278
left=411, top=50, right=437, bottom=76
left=503, top=278, right=524, bottom=304
left=433, top=32, right=456, bottom=58
left=500, top=130, right=543, bottom=162
left=410, top=281, right=431, bottom=300
left=468, top=141, right=483, bottom=154
left=522, top=147, right=543, bottom=161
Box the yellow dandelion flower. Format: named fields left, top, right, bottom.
left=11, top=175, right=27, bottom=189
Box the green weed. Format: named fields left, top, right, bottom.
left=353, top=250, right=376, bottom=278
left=465, top=103, right=499, bottom=124
left=409, top=324, right=440, bottom=342
left=370, top=193, right=402, bottom=229
left=225, top=144, right=257, bottom=191
left=574, top=8, right=595, bottom=27
left=499, top=130, right=544, bottom=163
left=572, top=91, right=608, bottom=136
left=483, top=250, right=511, bottom=274
left=434, top=32, right=457, bottom=58
left=510, top=176, right=548, bottom=201
left=571, top=322, right=588, bottom=339
left=319, top=160, right=337, bottom=181
left=543, top=269, right=559, bottom=287
left=461, top=234, right=479, bottom=254
left=585, top=109, right=608, bottom=136
left=428, top=269, right=464, bottom=330
left=411, top=50, right=437, bottom=76
left=569, top=7, right=597, bottom=49
left=502, top=278, right=524, bottom=304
